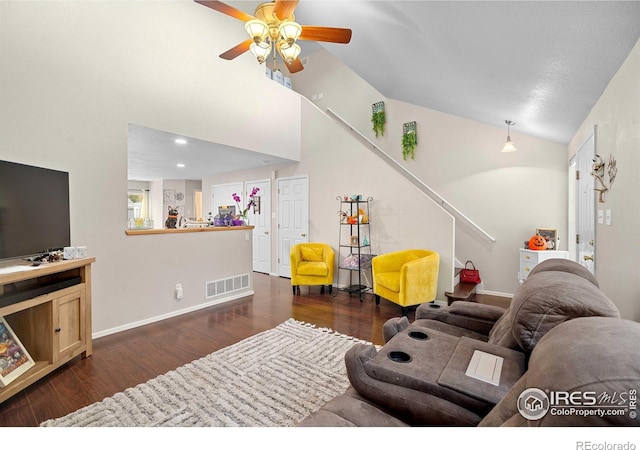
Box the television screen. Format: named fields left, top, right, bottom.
left=0, top=160, right=70, bottom=261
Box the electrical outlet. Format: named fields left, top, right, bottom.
left=175, top=283, right=183, bottom=299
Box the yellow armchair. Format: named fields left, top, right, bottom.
left=290, top=243, right=335, bottom=295
left=372, top=249, right=439, bottom=315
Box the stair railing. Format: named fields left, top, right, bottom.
left=326, top=107, right=496, bottom=243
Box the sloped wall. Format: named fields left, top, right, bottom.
left=568, top=38, right=640, bottom=321
left=0, top=1, right=301, bottom=334
left=292, top=48, right=568, bottom=295
left=204, top=99, right=456, bottom=302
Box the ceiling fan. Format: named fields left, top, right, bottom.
left=194, top=0, right=352, bottom=73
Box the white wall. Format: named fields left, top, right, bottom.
left=4, top=0, right=628, bottom=335
left=568, top=38, right=640, bottom=321
left=292, top=48, right=568, bottom=295
left=203, top=99, right=456, bottom=301
left=0, top=1, right=300, bottom=334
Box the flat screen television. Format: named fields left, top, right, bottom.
left=0, top=160, right=71, bottom=261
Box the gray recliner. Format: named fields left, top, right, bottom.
left=298, top=316, right=640, bottom=426
left=383, top=258, right=609, bottom=347
left=299, top=259, right=628, bottom=427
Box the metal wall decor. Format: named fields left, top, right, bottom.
left=371, top=101, right=386, bottom=138
left=402, top=121, right=417, bottom=160
left=590, top=154, right=617, bottom=203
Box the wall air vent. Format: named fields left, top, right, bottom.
left=205, top=274, right=250, bottom=299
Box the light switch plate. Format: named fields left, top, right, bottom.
left=598, top=210, right=604, bottom=224
left=606, top=209, right=612, bottom=226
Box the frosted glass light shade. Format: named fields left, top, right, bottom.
left=245, top=19, right=269, bottom=41
left=279, top=21, right=302, bottom=44
left=250, top=42, right=271, bottom=63
left=279, top=42, right=301, bottom=63
left=501, top=136, right=517, bottom=152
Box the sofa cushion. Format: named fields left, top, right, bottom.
left=527, top=258, right=599, bottom=287
left=481, top=317, right=640, bottom=426
left=300, top=245, right=323, bottom=262
left=412, top=319, right=490, bottom=341
left=507, top=271, right=619, bottom=353
left=487, top=310, right=519, bottom=350
left=297, top=388, right=409, bottom=427
left=297, top=261, right=329, bottom=276
left=375, top=272, right=400, bottom=293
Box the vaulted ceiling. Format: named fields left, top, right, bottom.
left=129, top=1, right=640, bottom=180
left=289, top=0, right=640, bottom=144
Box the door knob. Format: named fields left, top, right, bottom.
left=301, top=233, right=307, bottom=237
left=589, top=240, right=594, bottom=246
left=583, top=255, right=594, bottom=261
left=264, top=231, right=269, bottom=235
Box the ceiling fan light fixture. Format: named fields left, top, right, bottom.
left=245, top=19, right=269, bottom=43
left=250, top=41, right=271, bottom=63
left=279, top=21, right=302, bottom=45
left=278, top=42, right=301, bottom=64
left=501, top=120, right=517, bottom=152
left=195, top=0, right=352, bottom=74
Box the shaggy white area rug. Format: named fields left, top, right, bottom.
left=41, top=319, right=368, bottom=427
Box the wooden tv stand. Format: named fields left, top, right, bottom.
left=0, top=257, right=94, bottom=403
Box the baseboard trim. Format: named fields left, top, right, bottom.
left=476, top=289, right=513, bottom=298
left=92, top=289, right=255, bottom=339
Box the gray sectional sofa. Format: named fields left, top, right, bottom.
left=299, top=259, right=639, bottom=427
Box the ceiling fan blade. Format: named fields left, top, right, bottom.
left=219, top=39, right=253, bottom=60
left=299, top=26, right=352, bottom=44
left=194, top=1, right=256, bottom=22
left=273, top=0, right=299, bottom=21
left=286, top=57, right=304, bottom=73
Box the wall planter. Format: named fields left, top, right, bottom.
left=402, top=121, right=417, bottom=160
left=371, top=101, right=386, bottom=138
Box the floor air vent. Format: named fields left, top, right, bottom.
left=206, top=274, right=250, bottom=299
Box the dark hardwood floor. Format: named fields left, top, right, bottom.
left=0, top=273, right=509, bottom=427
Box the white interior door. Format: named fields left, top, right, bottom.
left=245, top=179, right=271, bottom=274
left=278, top=176, right=309, bottom=278
left=212, top=182, right=243, bottom=218
left=576, top=130, right=596, bottom=274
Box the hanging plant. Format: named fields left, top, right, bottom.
left=402, top=122, right=417, bottom=161
left=371, top=101, right=386, bottom=138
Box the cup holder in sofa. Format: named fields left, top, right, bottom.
left=408, top=330, right=430, bottom=340
left=388, top=351, right=412, bottom=363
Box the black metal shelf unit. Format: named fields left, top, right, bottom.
left=337, top=196, right=373, bottom=301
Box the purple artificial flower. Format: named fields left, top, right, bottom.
left=232, top=187, right=260, bottom=218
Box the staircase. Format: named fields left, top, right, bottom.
left=324, top=108, right=497, bottom=301
left=444, top=267, right=477, bottom=305
left=445, top=267, right=511, bottom=308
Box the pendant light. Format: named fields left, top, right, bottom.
left=502, top=120, right=517, bottom=153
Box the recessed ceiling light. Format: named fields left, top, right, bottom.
left=175, top=138, right=187, bottom=145
left=177, top=163, right=185, bottom=168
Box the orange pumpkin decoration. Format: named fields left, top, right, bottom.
left=528, top=234, right=547, bottom=250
